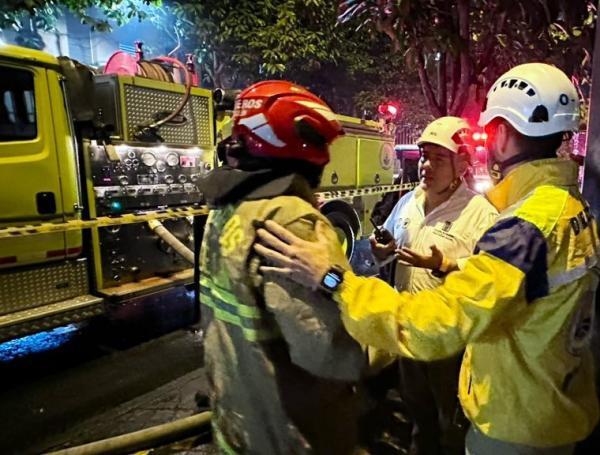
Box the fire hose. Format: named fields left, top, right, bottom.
left=147, top=219, right=194, bottom=264
left=46, top=411, right=212, bottom=455
left=135, top=56, right=193, bottom=140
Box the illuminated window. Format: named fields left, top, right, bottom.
left=0, top=67, right=37, bottom=141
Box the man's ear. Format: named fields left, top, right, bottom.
left=495, top=122, right=511, bottom=158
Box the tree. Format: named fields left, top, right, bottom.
left=0, top=0, right=429, bottom=119
left=338, top=0, right=596, bottom=119
left=158, top=1, right=372, bottom=89
left=0, top=1, right=158, bottom=35
left=151, top=0, right=425, bottom=117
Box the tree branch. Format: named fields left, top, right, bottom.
left=437, top=51, right=447, bottom=116
left=449, top=54, right=460, bottom=107
left=375, top=5, right=401, bottom=51
left=417, top=51, right=443, bottom=117
left=449, top=0, right=471, bottom=116
left=477, top=11, right=507, bottom=75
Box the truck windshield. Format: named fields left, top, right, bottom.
left=0, top=66, right=37, bottom=142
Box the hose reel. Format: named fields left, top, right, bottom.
left=103, top=42, right=197, bottom=142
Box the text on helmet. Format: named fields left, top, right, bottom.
left=234, top=98, right=264, bottom=117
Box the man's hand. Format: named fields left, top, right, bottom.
left=369, top=235, right=396, bottom=261
left=253, top=219, right=333, bottom=290
left=395, top=245, right=443, bottom=270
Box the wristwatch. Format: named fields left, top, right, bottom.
left=320, top=265, right=345, bottom=294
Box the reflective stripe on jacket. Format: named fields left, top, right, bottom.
left=201, top=189, right=364, bottom=454
left=335, top=159, right=599, bottom=447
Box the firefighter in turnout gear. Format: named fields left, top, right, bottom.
left=253, top=64, right=600, bottom=454
left=198, top=81, right=365, bottom=454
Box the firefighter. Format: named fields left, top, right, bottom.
left=198, top=80, right=365, bottom=454
left=254, top=63, right=600, bottom=454
left=369, top=116, right=497, bottom=455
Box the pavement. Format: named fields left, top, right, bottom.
left=0, top=287, right=209, bottom=455
left=43, top=364, right=217, bottom=454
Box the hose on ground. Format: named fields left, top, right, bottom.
left=46, top=411, right=212, bottom=455
left=147, top=219, right=194, bottom=264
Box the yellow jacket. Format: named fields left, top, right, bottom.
left=335, top=159, right=599, bottom=447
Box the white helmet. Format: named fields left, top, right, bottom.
left=479, top=63, right=579, bottom=137
left=417, top=116, right=472, bottom=154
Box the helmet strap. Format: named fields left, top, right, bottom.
left=436, top=152, right=461, bottom=195
left=489, top=150, right=551, bottom=182
left=436, top=177, right=461, bottom=195
left=217, top=136, right=247, bottom=164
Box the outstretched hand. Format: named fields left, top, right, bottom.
left=369, top=235, right=396, bottom=261
left=253, top=219, right=333, bottom=290
left=395, top=245, right=443, bottom=270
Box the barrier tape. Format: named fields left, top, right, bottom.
left=0, top=206, right=209, bottom=239
left=0, top=183, right=418, bottom=238
left=316, top=182, right=417, bottom=201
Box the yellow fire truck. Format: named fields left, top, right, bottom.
left=0, top=44, right=405, bottom=342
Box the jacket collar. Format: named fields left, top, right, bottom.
left=413, top=181, right=471, bottom=216
left=486, top=158, right=579, bottom=212
left=199, top=166, right=316, bottom=208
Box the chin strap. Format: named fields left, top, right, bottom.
left=435, top=155, right=461, bottom=195
left=489, top=150, right=549, bottom=182
left=436, top=178, right=461, bottom=195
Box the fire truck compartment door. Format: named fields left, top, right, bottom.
left=0, top=63, right=67, bottom=266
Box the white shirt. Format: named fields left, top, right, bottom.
left=382, top=183, right=498, bottom=293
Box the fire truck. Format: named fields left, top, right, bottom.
left=0, top=44, right=405, bottom=342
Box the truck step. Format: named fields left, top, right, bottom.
left=99, top=268, right=194, bottom=300
left=0, top=295, right=104, bottom=342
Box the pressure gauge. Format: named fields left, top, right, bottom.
left=166, top=152, right=179, bottom=167
left=141, top=152, right=157, bottom=167
left=156, top=160, right=167, bottom=172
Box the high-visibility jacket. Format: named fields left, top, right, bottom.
left=334, top=159, right=599, bottom=447
left=200, top=168, right=364, bottom=454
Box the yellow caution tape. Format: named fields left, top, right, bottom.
left=316, top=182, right=418, bottom=201
left=0, top=183, right=418, bottom=238
left=0, top=206, right=209, bottom=239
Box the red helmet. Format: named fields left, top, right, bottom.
left=231, top=80, right=343, bottom=166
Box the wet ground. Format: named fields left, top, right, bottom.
left=0, top=240, right=379, bottom=454
left=0, top=286, right=212, bottom=454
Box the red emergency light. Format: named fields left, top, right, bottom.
left=472, top=131, right=487, bottom=142
left=377, top=101, right=401, bottom=120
